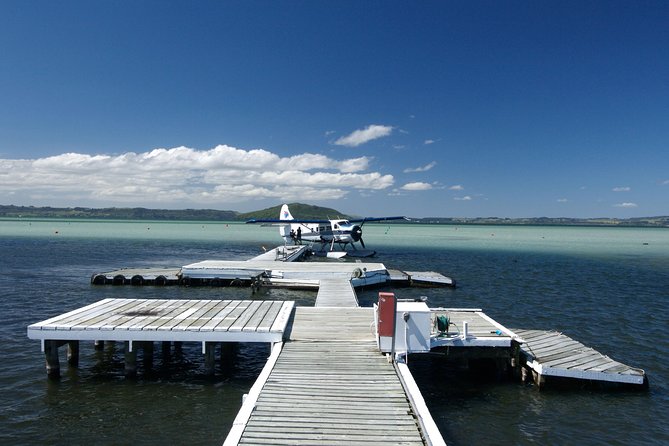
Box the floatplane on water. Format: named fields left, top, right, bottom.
left=246, top=204, right=406, bottom=258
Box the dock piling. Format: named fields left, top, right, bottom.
left=124, top=341, right=137, bottom=377
left=204, top=342, right=216, bottom=375
left=44, top=340, right=61, bottom=379
left=67, top=341, right=79, bottom=367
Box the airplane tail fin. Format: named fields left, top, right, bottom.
left=280, top=204, right=294, bottom=221
left=279, top=204, right=294, bottom=242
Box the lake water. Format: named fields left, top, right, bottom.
left=0, top=219, right=667, bottom=445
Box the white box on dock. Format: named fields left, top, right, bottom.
left=379, top=301, right=431, bottom=354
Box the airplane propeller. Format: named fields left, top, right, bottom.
left=351, top=225, right=365, bottom=248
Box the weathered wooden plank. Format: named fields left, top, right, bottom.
left=242, top=301, right=274, bottom=332
left=198, top=301, right=242, bottom=331
left=184, top=300, right=236, bottom=330
left=47, top=299, right=140, bottom=330
left=214, top=300, right=252, bottom=331
left=229, top=300, right=264, bottom=332
left=77, top=299, right=160, bottom=330
left=256, top=301, right=285, bottom=332
left=31, top=299, right=118, bottom=329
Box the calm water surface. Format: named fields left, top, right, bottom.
left=0, top=220, right=667, bottom=445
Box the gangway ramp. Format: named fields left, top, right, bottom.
left=315, top=278, right=358, bottom=307
left=225, top=306, right=443, bottom=446
left=514, top=329, right=647, bottom=387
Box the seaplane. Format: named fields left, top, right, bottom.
left=246, top=204, right=407, bottom=258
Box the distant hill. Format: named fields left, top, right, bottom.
left=0, top=205, right=238, bottom=221
left=0, top=204, right=666, bottom=227
left=238, top=203, right=352, bottom=221
left=0, top=203, right=349, bottom=222
left=411, top=216, right=669, bottom=227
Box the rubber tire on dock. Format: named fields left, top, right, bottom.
left=155, top=275, right=167, bottom=286
left=131, top=275, right=144, bottom=286
left=91, top=274, right=107, bottom=285
left=112, top=275, right=126, bottom=285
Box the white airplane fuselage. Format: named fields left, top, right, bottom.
left=278, top=205, right=361, bottom=245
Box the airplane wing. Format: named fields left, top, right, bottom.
left=246, top=218, right=330, bottom=224
left=347, top=216, right=408, bottom=223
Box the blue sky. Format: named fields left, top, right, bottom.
left=1, top=1, right=667, bottom=218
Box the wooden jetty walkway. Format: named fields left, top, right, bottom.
left=513, top=328, right=647, bottom=387
left=225, top=306, right=441, bottom=446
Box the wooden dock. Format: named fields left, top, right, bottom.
left=314, top=278, right=358, bottom=307
left=27, top=298, right=294, bottom=378
left=90, top=245, right=456, bottom=289
left=513, top=329, right=647, bottom=387
left=225, top=306, right=442, bottom=446
left=387, top=269, right=456, bottom=288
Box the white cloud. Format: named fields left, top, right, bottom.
left=557, top=198, right=568, bottom=203
left=612, top=186, right=631, bottom=192
left=0, top=145, right=395, bottom=206
left=614, top=202, right=638, bottom=208
left=403, top=161, right=437, bottom=173
left=661, top=180, right=669, bottom=185
left=401, top=182, right=433, bottom=191
left=454, top=196, right=472, bottom=201
left=334, top=125, right=393, bottom=147
left=449, top=184, right=464, bottom=191
left=424, top=139, right=435, bottom=145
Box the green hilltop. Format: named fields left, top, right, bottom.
left=238, top=203, right=352, bottom=221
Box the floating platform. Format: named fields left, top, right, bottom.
left=90, top=245, right=456, bottom=289
left=388, top=269, right=456, bottom=287
left=513, top=328, right=647, bottom=387
left=90, top=267, right=181, bottom=286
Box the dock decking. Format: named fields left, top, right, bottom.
left=225, top=306, right=439, bottom=446
left=314, top=278, right=358, bottom=307
left=27, top=298, right=294, bottom=344
left=513, top=328, right=647, bottom=386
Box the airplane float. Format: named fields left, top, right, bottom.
left=246, top=204, right=407, bottom=258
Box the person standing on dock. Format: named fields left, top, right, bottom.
left=296, top=227, right=302, bottom=244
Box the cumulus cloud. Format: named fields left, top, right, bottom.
left=614, top=202, right=638, bottom=208
left=454, top=196, right=472, bottom=201
left=334, top=125, right=393, bottom=147
left=424, top=139, right=435, bottom=145
left=612, top=186, right=631, bottom=192
left=0, top=145, right=394, bottom=206
left=403, top=161, right=437, bottom=173
left=449, top=184, right=464, bottom=191
left=401, top=182, right=432, bottom=191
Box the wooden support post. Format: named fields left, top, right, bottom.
left=44, top=340, right=61, bottom=379
left=220, top=342, right=236, bottom=374
left=142, top=342, right=154, bottom=371
left=94, top=340, right=104, bottom=351
left=174, top=341, right=183, bottom=356
left=204, top=342, right=216, bottom=376
left=532, top=370, right=545, bottom=389
left=162, top=341, right=171, bottom=361
left=67, top=341, right=80, bottom=367
left=124, top=341, right=137, bottom=377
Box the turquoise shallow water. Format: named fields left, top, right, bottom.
left=0, top=220, right=667, bottom=445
